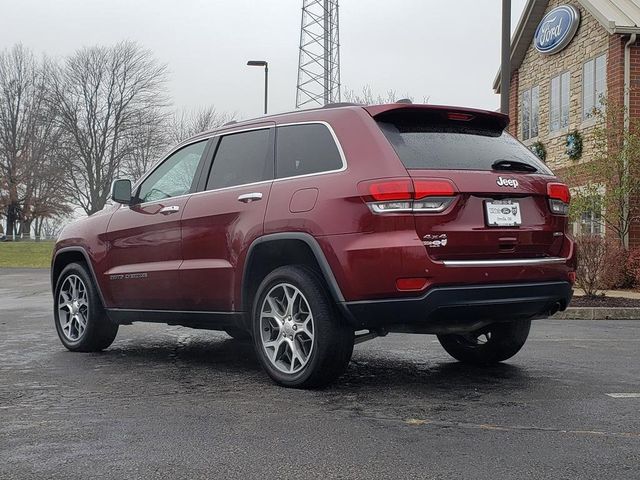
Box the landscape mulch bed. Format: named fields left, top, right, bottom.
left=570, top=296, right=640, bottom=308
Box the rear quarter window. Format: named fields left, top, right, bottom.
left=276, top=123, right=343, bottom=178
left=376, top=110, right=552, bottom=175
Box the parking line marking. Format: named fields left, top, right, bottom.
left=606, top=393, right=640, bottom=398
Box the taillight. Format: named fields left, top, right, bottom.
left=413, top=179, right=456, bottom=212
left=360, top=178, right=457, bottom=214
left=365, top=179, right=413, bottom=213
left=547, top=182, right=570, bottom=215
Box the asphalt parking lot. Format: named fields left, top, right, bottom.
left=1, top=268, right=639, bottom=479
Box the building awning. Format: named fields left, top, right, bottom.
left=493, top=0, right=640, bottom=93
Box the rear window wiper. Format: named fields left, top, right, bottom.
left=491, top=159, right=538, bottom=173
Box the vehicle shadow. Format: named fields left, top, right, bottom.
left=105, top=332, right=263, bottom=373
left=99, top=332, right=541, bottom=397
left=340, top=354, right=537, bottom=393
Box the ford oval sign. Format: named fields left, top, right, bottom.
left=534, top=5, right=580, bottom=55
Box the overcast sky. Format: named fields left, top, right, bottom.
left=1, top=0, right=527, bottom=120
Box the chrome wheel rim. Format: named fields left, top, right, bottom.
left=57, top=274, right=89, bottom=342
left=260, top=283, right=314, bottom=374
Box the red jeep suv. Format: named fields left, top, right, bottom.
left=52, top=103, right=576, bottom=388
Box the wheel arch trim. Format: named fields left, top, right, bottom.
left=241, top=232, right=346, bottom=311
left=51, top=246, right=106, bottom=306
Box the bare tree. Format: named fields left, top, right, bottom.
left=169, top=105, right=235, bottom=144
left=20, top=59, right=71, bottom=235
left=0, top=45, right=68, bottom=238
left=0, top=44, right=41, bottom=237
left=51, top=41, right=169, bottom=214
left=37, top=215, right=68, bottom=240
left=569, top=97, right=640, bottom=248
left=120, top=108, right=170, bottom=182
left=342, top=85, right=426, bottom=105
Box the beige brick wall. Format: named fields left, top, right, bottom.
left=516, top=0, right=610, bottom=171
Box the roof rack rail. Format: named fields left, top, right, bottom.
left=223, top=120, right=238, bottom=126
left=322, top=102, right=362, bottom=109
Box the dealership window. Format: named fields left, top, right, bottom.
left=550, top=72, right=570, bottom=132
left=583, top=54, right=607, bottom=120
left=521, top=86, right=539, bottom=140
left=570, top=188, right=604, bottom=237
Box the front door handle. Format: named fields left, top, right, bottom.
left=237, top=192, right=263, bottom=203
left=159, top=205, right=180, bottom=214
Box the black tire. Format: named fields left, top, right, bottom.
left=224, top=327, right=252, bottom=341
left=251, top=265, right=354, bottom=388
left=437, top=319, right=531, bottom=365
left=54, top=262, right=118, bottom=352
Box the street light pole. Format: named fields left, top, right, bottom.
left=264, top=63, right=268, bottom=115
left=247, top=60, right=268, bottom=115
left=500, top=0, right=511, bottom=115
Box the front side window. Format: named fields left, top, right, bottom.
left=550, top=72, right=570, bottom=132
left=276, top=123, right=343, bottom=178
left=206, top=128, right=273, bottom=190
left=136, top=140, right=208, bottom=203
left=521, top=86, right=539, bottom=140
left=583, top=54, right=607, bottom=120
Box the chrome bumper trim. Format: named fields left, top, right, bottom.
left=442, top=257, right=567, bottom=267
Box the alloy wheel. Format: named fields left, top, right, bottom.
left=260, top=283, right=315, bottom=374
left=57, top=274, right=89, bottom=342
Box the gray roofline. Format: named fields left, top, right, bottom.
left=493, top=0, right=640, bottom=93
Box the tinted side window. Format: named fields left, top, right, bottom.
left=206, top=129, right=273, bottom=190
left=137, top=140, right=207, bottom=203
left=276, top=124, right=342, bottom=178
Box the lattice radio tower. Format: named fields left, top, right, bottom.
left=295, top=0, right=341, bottom=108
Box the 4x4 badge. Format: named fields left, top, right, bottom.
left=423, top=234, right=448, bottom=248
left=496, top=177, right=519, bottom=188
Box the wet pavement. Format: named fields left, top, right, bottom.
left=1, top=268, right=639, bottom=479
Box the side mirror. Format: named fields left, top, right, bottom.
left=111, top=179, right=132, bottom=205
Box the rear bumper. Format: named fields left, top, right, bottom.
left=341, top=281, right=573, bottom=334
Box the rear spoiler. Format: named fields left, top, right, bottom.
left=364, top=104, right=510, bottom=132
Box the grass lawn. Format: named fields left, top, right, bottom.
left=0, top=241, right=55, bottom=269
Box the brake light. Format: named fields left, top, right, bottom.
left=547, top=182, right=570, bottom=215
left=547, top=183, right=570, bottom=203
left=447, top=112, right=475, bottom=122
left=360, top=178, right=457, bottom=214
left=368, top=180, right=412, bottom=201
left=413, top=180, right=456, bottom=198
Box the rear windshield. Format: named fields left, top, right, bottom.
left=376, top=111, right=552, bottom=174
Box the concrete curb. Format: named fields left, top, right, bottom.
left=553, top=307, right=640, bottom=320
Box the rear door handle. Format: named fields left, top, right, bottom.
left=159, top=205, right=180, bottom=214
left=237, top=192, right=263, bottom=203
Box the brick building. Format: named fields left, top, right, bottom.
left=494, top=0, right=640, bottom=246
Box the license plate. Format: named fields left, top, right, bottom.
left=485, top=200, right=521, bottom=227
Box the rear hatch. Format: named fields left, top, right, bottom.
left=371, top=106, right=568, bottom=261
